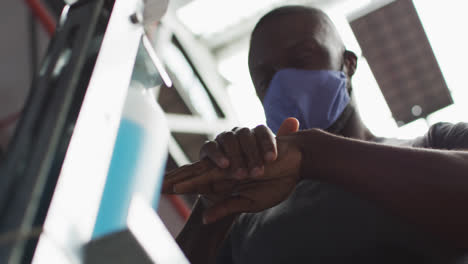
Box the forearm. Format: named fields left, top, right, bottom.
left=176, top=197, right=236, bottom=264
left=297, top=129, right=468, bottom=248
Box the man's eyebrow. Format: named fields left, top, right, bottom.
left=250, top=61, right=268, bottom=71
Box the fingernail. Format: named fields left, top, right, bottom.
left=235, top=168, right=246, bottom=179
left=265, top=152, right=275, bottom=161
left=251, top=166, right=264, bottom=177
left=219, top=158, right=229, bottom=168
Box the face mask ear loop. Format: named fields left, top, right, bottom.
left=325, top=102, right=354, bottom=134
left=341, top=54, right=353, bottom=97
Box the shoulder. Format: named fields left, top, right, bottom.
left=416, top=122, right=468, bottom=150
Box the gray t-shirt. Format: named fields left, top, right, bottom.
left=217, top=122, right=468, bottom=264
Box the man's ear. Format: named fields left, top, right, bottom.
left=343, top=50, right=358, bottom=78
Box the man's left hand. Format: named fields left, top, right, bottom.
left=163, top=118, right=302, bottom=224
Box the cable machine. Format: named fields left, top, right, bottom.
left=0, top=0, right=188, bottom=263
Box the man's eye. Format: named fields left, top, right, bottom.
left=261, top=68, right=277, bottom=86
left=259, top=79, right=269, bottom=89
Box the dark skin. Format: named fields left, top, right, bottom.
left=165, top=7, right=468, bottom=264
left=168, top=119, right=301, bottom=264
left=249, top=11, right=348, bottom=100
left=195, top=10, right=367, bottom=178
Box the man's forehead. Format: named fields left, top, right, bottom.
left=255, top=12, right=322, bottom=35
left=251, top=15, right=335, bottom=59
left=251, top=12, right=335, bottom=47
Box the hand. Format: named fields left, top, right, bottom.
left=163, top=158, right=236, bottom=204
left=163, top=118, right=302, bottom=224
left=199, top=124, right=278, bottom=180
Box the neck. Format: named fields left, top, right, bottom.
left=338, top=108, right=375, bottom=141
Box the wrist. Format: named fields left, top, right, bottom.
left=199, top=195, right=215, bottom=208
left=296, top=128, right=328, bottom=180
left=198, top=195, right=241, bottom=224
left=177, top=197, right=237, bottom=264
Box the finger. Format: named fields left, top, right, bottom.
left=234, top=128, right=264, bottom=178
left=173, top=166, right=225, bottom=194
left=276, top=117, right=300, bottom=136
left=195, top=179, right=237, bottom=195
left=199, top=140, right=229, bottom=168
left=212, top=180, right=238, bottom=193
left=163, top=166, right=194, bottom=194
left=253, top=125, right=277, bottom=162
left=216, top=131, right=248, bottom=179
left=203, top=196, right=253, bottom=224
left=164, top=159, right=210, bottom=183
left=162, top=160, right=213, bottom=193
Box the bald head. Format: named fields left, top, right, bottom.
left=248, top=6, right=357, bottom=100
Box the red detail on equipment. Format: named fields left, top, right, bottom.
left=20, top=0, right=192, bottom=222
left=1, top=1, right=56, bottom=131
left=165, top=195, right=191, bottom=221
left=25, top=0, right=56, bottom=36
left=0, top=111, right=21, bottom=130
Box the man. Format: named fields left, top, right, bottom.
left=163, top=6, right=468, bottom=264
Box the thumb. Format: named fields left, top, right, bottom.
left=276, top=117, right=299, bottom=137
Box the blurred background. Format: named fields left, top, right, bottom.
left=1, top=0, right=468, bottom=235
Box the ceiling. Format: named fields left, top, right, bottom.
left=1, top=0, right=461, bottom=157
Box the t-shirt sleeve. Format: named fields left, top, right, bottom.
left=420, top=122, right=468, bottom=150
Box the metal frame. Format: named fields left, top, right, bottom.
left=166, top=113, right=233, bottom=136
left=24, top=0, right=57, bottom=36
left=85, top=196, right=189, bottom=264
left=0, top=0, right=165, bottom=263
left=32, top=0, right=146, bottom=262
left=154, top=18, right=239, bottom=168
left=1, top=1, right=110, bottom=262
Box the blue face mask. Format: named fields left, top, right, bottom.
left=263, top=69, right=350, bottom=133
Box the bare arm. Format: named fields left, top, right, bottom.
left=167, top=120, right=468, bottom=252
left=176, top=197, right=236, bottom=264
left=296, top=128, right=468, bottom=248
